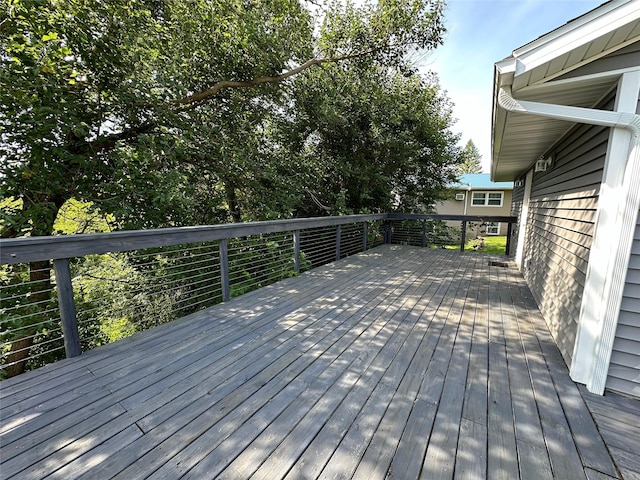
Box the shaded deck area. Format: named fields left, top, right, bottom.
left=1, top=245, right=637, bottom=479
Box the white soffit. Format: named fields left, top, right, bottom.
left=492, top=0, right=640, bottom=181
left=513, top=19, right=640, bottom=90
left=494, top=73, right=624, bottom=180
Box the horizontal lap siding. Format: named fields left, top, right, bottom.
left=523, top=121, right=608, bottom=366
left=606, top=90, right=640, bottom=396
left=609, top=210, right=640, bottom=397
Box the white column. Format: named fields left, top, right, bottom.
left=515, top=169, right=533, bottom=269
left=570, top=70, right=640, bottom=393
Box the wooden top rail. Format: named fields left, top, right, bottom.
left=0, top=214, right=385, bottom=265
left=0, top=213, right=518, bottom=265
left=386, top=213, right=518, bottom=223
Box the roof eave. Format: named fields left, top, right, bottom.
left=491, top=0, right=640, bottom=182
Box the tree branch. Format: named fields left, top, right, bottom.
left=71, top=51, right=377, bottom=152
left=70, top=122, right=156, bottom=156
left=172, top=51, right=373, bottom=106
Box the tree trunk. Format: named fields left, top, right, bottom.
left=224, top=181, right=242, bottom=223
left=4, top=260, right=53, bottom=377
left=3, top=194, right=65, bottom=378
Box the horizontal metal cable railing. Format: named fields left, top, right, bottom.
left=0, top=213, right=516, bottom=378
left=0, top=262, right=64, bottom=373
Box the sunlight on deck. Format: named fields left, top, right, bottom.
left=0, top=245, right=632, bottom=479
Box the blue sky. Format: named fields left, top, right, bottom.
left=423, top=0, right=604, bottom=172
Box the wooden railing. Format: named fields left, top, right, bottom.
left=0, top=213, right=517, bottom=375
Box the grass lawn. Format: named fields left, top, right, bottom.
left=445, top=235, right=507, bottom=254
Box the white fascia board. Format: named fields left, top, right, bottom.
left=491, top=65, right=513, bottom=179
left=492, top=0, right=639, bottom=179
left=495, top=58, right=516, bottom=77
left=512, top=0, right=640, bottom=77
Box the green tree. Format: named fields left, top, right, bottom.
left=170, top=0, right=449, bottom=221
left=2, top=0, right=447, bottom=234
left=1, top=0, right=316, bottom=235
left=281, top=65, right=461, bottom=214
left=457, top=139, right=483, bottom=174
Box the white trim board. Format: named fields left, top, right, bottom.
left=509, top=0, right=640, bottom=78
left=515, top=170, right=533, bottom=268
left=571, top=70, right=640, bottom=394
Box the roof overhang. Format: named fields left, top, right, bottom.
left=491, top=0, right=640, bottom=181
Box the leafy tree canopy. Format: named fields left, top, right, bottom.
left=285, top=65, right=460, bottom=214
left=1, top=0, right=449, bottom=236
left=457, top=139, right=483, bottom=174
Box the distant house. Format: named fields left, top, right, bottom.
left=491, top=0, right=640, bottom=397
left=435, top=173, right=513, bottom=236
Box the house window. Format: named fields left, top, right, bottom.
left=485, top=222, right=500, bottom=235
left=471, top=191, right=504, bottom=207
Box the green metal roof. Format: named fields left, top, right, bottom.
left=451, top=173, right=513, bottom=190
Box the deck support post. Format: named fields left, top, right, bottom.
left=505, top=221, right=513, bottom=256
left=421, top=220, right=427, bottom=248
left=335, top=225, right=341, bottom=261
left=362, top=222, right=368, bottom=252
left=53, top=258, right=81, bottom=358
left=293, top=230, right=301, bottom=273
left=460, top=221, right=467, bottom=252
left=384, top=220, right=392, bottom=244
left=219, top=239, right=230, bottom=302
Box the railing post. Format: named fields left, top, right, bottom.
left=505, top=221, right=513, bottom=256
left=335, top=225, right=341, bottom=261
left=219, top=239, right=230, bottom=302
left=421, top=220, right=427, bottom=248
left=293, top=230, right=301, bottom=273
left=460, top=221, right=467, bottom=252
left=53, top=258, right=81, bottom=358
left=384, top=220, right=392, bottom=244
left=362, top=222, right=368, bottom=252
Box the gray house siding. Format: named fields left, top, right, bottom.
left=522, top=114, right=610, bottom=365
left=608, top=207, right=640, bottom=397
left=605, top=92, right=640, bottom=397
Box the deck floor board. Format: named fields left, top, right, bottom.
left=1, top=245, right=637, bottom=479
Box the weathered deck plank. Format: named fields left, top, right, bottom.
left=581, top=386, right=640, bottom=480
left=0, top=245, right=634, bottom=480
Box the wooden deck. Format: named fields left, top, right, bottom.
left=581, top=387, right=640, bottom=480
left=0, top=245, right=637, bottom=479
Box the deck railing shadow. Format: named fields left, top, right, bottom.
left=0, top=213, right=516, bottom=378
